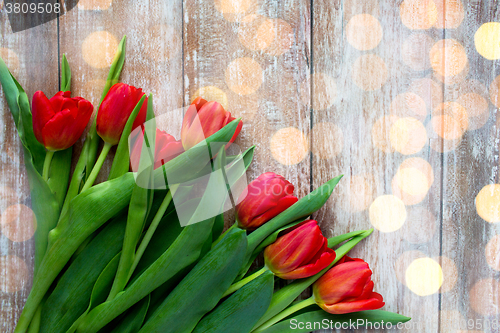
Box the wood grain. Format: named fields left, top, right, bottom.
left=0, top=6, right=59, bottom=332
left=1, top=0, right=500, bottom=332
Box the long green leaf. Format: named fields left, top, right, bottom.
left=193, top=270, right=274, bottom=333
left=108, top=95, right=146, bottom=180
left=110, top=295, right=150, bottom=333
left=67, top=253, right=122, bottom=333
left=40, top=213, right=127, bottom=333
left=139, top=228, right=248, bottom=333
left=61, top=54, right=71, bottom=92
left=260, top=310, right=411, bottom=333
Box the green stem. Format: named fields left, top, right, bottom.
left=212, top=223, right=237, bottom=249
left=222, top=266, right=267, bottom=298
left=252, top=297, right=316, bottom=333
left=127, top=186, right=176, bottom=281
left=42, top=150, right=55, bottom=181
left=81, top=142, right=112, bottom=192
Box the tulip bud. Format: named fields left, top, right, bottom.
left=129, top=127, right=184, bottom=171
left=96, top=83, right=148, bottom=145
left=264, top=220, right=336, bottom=280
left=312, top=256, right=385, bottom=314
left=235, top=172, right=298, bottom=230
left=32, top=91, right=93, bottom=151
left=181, top=99, right=242, bottom=150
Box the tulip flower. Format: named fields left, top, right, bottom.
left=312, top=256, right=385, bottom=314
left=96, top=83, right=148, bottom=145
left=32, top=91, right=93, bottom=151
left=181, top=97, right=242, bottom=150
left=129, top=127, right=184, bottom=171
left=264, top=220, right=336, bottom=280
left=235, top=172, right=298, bottom=230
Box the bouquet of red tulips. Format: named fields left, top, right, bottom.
left=0, top=36, right=409, bottom=333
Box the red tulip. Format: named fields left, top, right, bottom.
left=32, top=91, right=93, bottom=151
left=312, top=256, right=385, bottom=314
left=130, top=127, right=184, bottom=171
left=264, top=220, right=336, bottom=280
left=180, top=97, right=242, bottom=150
left=96, top=83, right=148, bottom=145
left=235, top=172, right=298, bottom=230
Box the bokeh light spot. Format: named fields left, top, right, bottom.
left=475, top=22, right=500, bottom=60
left=82, top=31, right=119, bottom=69
left=0, top=255, right=29, bottom=293
left=369, top=195, right=407, bottom=232
left=0, top=204, right=36, bottom=242
left=270, top=127, right=309, bottom=165
left=400, top=0, right=438, bottom=30
left=476, top=184, right=500, bottom=223
left=225, top=57, right=263, bottom=95
left=406, top=258, right=443, bottom=296
left=346, top=14, right=383, bottom=51
left=192, top=86, right=228, bottom=110
left=470, top=278, right=500, bottom=316
left=389, top=117, right=427, bottom=155
left=430, top=39, right=468, bottom=77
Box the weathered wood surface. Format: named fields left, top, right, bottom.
left=1, top=0, right=500, bottom=332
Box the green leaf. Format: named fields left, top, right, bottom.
left=61, top=54, right=71, bottom=92
left=252, top=230, right=372, bottom=330
left=140, top=228, right=248, bottom=333
left=193, top=270, right=274, bottom=333
left=110, top=295, right=150, bottom=333
left=260, top=310, right=411, bottom=333
left=46, top=148, right=72, bottom=206
left=39, top=213, right=127, bottom=333
left=108, top=95, right=147, bottom=180
left=67, top=253, right=122, bottom=333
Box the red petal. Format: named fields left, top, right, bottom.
left=32, top=91, right=55, bottom=144
left=313, top=261, right=372, bottom=304
left=278, top=247, right=336, bottom=280
left=41, top=107, right=80, bottom=150
left=319, top=297, right=385, bottom=314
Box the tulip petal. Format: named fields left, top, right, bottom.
left=313, top=261, right=372, bottom=304
left=32, top=91, right=55, bottom=144
left=277, top=247, right=336, bottom=280
left=319, top=296, right=385, bottom=314
left=246, top=195, right=298, bottom=229
left=48, top=91, right=71, bottom=112
left=41, top=107, right=80, bottom=150
left=265, top=221, right=320, bottom=272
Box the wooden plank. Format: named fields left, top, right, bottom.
left=58, top=0, right=184, bottom=183
left=439, top=1, right=500, bottom=333
left=183, top=0, right=312, bottom=226
left=0, top=9, right=59, bottom=333
left=312, top=1, right=442, bottom=331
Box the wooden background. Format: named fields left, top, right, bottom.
left=1, top=0, right=500, bottom=332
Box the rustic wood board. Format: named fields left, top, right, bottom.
left=1, top=0, right=500, bottom=332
